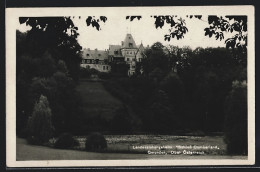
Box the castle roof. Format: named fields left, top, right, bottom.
left=81, top=34, right=145, bottom=59
left=82, top=48, right=108, bottom=60
left=137, top=43, right=145, bottom=52
left=108, top=45, right=123, bottom=57
left=122, top=33, right=137, bottom=49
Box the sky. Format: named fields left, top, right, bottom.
left=18, top=15, right=230, bottom=50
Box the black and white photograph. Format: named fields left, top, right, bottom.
left=6, top=6, right=255, bottom=167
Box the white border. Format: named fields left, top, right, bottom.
left=6, top=6, right=255, bottom=167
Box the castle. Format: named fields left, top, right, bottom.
left=80, top=34, right=146, bottom=76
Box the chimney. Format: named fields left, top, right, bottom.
left=88, top=48, right=90, bottom=51
left=95, top=48, right=97, bottom=51
left=121, top=41, right=124, bottom=46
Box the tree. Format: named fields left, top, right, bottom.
left=204, top=16, right=247, bottom=51
left=160, top=72, right=184, bottom=106
left=144, top=90, right=178, bottom=133
left=224, top=80, right=247, bottom=155
left=17, top=19, right=83, bottom=135
left=141, top=42, right=169, bottom=77
left=180, top=47, right=246, bottom=131
left=110, top=106, right=133, bottom=134
left=124, top=15, right=247, bottom=51
left=27, top=95, right=54, bottom=144
left=165, top=45, right=193, bottom=75
left=19, top=17, right=82, bottom=81
left=85, top=132, right=107, bottom=152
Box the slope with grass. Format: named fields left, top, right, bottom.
left=76, top=80, right=124, bottom=120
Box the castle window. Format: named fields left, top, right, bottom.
left=114, top=51, right=118, bottom=55
left=129, top=43, right=133, bottom=48
left=127, top=58, right=130, bottom=61
left=127, top=52, right=129, bottom=54
left=87, top=54, right=89, bottom=56
left=129, top=37, right=131, bottom=39
left=87, top=60, right=90, bottom=63
left=106, top=66, right=109, bottom=70
left=130, top=51, right=132, bottom=54
left=103, top=66, right=106, bottom=70
left=98, top=54, right=101, bottom=56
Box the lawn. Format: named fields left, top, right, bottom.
left=76, top=80, right=123, bottom=120
left=74, top=135, right=228, bottom=155
left=17, top=136, right=247, bottom=160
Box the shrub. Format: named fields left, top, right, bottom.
left=98, top=72, right=111, bottom=80
left=79, top=67, right=99, bottom=78
left=110, top=62, right=129, bottom=77
left=26, top=95, right=54, bottom=145
left=224, top=80, right=247, bottom=155
left=149, top=67, right=165, bottom=83
left=26, top=135, right=43, bottom=145
left=79, top=67, right=91, bottom=78
left=54, top=133, right=80, bottom=149
left=85, top=132, right=107, bottom=152
left=18, top=127, right=30, bottom=138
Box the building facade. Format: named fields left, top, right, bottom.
left=80, top=33, right=146, bottom=75
left=80, top=48, right=111, bottom=73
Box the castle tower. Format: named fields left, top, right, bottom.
left=121, top=33, right=138, bottom=64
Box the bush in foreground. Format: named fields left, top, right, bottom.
left=54, top=133, right=79, bottom=149
left=85, top=132, right=107, bottom=152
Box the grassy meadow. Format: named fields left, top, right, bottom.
left=75, top=80, right=123, bottom=120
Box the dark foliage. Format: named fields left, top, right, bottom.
left=26, top=95, right=54, bottom=145
left=16, top=24, right=80, bottom=135
left=205, top=15, right=247, bottom=51
left=86, top=16, right=107, bottom=31
left=54, top=133, right=80, bottom=149
left=27, top=135, right=43, bottom=145
left=110, top=106, right=133, bottom=134
left=126, top=15, right=247, bottom=51
left=160, top=72, right=185, bottom=124
left=144, top=90, right=177, bottom=133
left=79, top=67, right=100, bottom=78
left=98, top=72, right=111, bottom=80
left=103, top=42, right=247, bottom=136
left=109, top=62, right=129, bottom=77
left=126, top=16, right=142, bottom=21
left=224, top=81, right=247, bottom=155
left=18, top=17, right=82, bottom=81
left=142, top=42, right=170, bottom=77
left=85, top=132, right=107, bottom=151
left=150, top=15, right=188, bottom=41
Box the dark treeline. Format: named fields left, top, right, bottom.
left=103, top=42, right=247, bottom=135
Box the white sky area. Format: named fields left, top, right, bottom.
left=18, top=15, right=231, bottom=50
